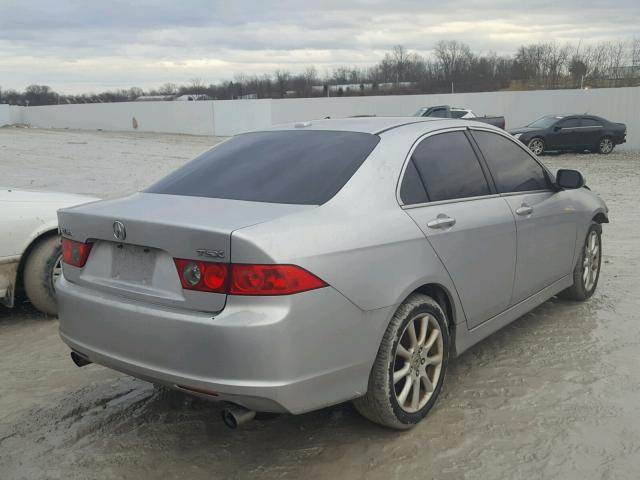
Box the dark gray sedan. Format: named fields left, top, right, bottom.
left=510, top=114, right=626, bottom=155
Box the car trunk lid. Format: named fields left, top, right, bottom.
left=58, top=193, right=313, bottom=312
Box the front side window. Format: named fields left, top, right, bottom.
left=147, top=130, right=380, bottom=205
left=471, top=130, right=549, bottom=193
left=411, top=131, right=491, bottom=202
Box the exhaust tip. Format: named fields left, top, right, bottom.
left=70, top=351, right=92, bottom=367
left=221, top=404, right=256, bottom=429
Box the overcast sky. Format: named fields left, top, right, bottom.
left=0, top=0, right=638, bottom=94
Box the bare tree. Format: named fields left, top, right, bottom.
left=274, top=69, right=290, bottom=98
left=188, top=78, right=205, bottom=97
left=434, top=40, right=473, bottom=82
left=158, top=83, right=178, bottom=95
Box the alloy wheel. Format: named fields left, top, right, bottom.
left=599, top=138, right=613, bottom=154
left=50, top=254, right=63, bottom=292
left=582, top=230, right=600, bottom=291
left=528, top=138, right=544, bottom=155
left=393, top=313, right=444, bottom=413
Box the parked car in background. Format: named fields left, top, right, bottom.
left=1, top=189, right=97, bottom=314
left=509, top=114, right=627, bottom=155
left=57, top=118, right=607, bottom=429
left=414, top=105, right=506, bottom=129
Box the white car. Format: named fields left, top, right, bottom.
left=1, top=189, right=98, bottom=314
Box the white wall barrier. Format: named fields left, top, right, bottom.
left=0, top=104, right=9, bottom=126
left=6, top=86, right=639, bottom=149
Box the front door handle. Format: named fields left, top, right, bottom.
left=427, top=215, right=456, bottom=229
left=515, top=204, right=533, bottom=216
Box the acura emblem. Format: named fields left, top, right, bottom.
left=113, top=221, right=126, bottom=241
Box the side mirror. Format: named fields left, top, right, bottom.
left=556, top=169, right=585, bottom=189
left=553, top=126, right=562, bottom=132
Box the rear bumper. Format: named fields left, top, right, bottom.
left=57, top=277, right=392, bottom=414
left=0, top=257, right=20, bottom=308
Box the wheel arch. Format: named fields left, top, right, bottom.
left=412, top=283, right=457, bottom=357
left=592, top=211, right=609, bottom=224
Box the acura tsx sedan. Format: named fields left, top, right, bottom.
left=57, top=118, right=608, bottom=429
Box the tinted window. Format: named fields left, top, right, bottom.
left=412, top=131, right=490, bottom=202
left=429, top=108, right=448, bottom=118
left=557, top=118, right=581, bottom=128
left=450, top=110, right=467, bottom=119
left=582, top=118, right=602, bottom=127
left=147, top=130, right=380, bottom=205
left=528, top=116, right=562, bottom=128
left=471, top=130, right=549, bottom=193
left=400, top=159, right=428, bottom=205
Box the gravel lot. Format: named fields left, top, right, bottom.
left=1, top=128, right=640, bottom=480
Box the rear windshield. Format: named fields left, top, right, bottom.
left=147, top=130, right=380, bottom=205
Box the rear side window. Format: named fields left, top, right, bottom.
left=147, top=130, right=380, bottom=205
left=411, top=131, right=491, bottom=202
left=582, top=118, right=602, bottom=127
left=471, top=130, right=549, bottom=193
left=557, top=118, right=581, bottom=128
left=450, top=110, right=467, bottom=119
left=399, top=159, right=428, bottom=205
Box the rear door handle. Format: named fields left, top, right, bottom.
left=515, top=204, right=533, bottom=216
left=427, top=215, right=456, bottom=229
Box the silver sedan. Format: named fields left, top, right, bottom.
left=56, top=117, right=608, bottom=429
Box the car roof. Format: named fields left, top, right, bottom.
left=264, top=116, right=444, bottom=135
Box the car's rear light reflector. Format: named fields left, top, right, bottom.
left=61, top=238, right=93, bottom=267
left=230, top=264, right=326, bottom=296
left=173, top=259, right=327, bottom=296
left=173, top=259, right=228, bottom=293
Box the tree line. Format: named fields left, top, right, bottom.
left=1, top=38, right=639, bottom=106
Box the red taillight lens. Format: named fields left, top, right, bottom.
left=173, top=260, right=327, bottom=296
left=173, top=259, right=229, bottom=293
left=61, top=238, right=93, bottom=267
left=230, top=264, right=326, bottom=296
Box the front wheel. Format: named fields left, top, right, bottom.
left=353, top=293, right=449, bottom=429
left=597, top=137, right=614, bottom=154
left=559, top=224, right=602, bottom=301
left=527, top=137, right=545, bottom=155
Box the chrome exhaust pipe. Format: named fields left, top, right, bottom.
left=70, top=351, right=92, bottom=367
left=221, top=404, right=256, bottom=429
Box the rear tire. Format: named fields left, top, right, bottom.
left=353, top=293, right=450, bottom=429
left=23, top=235, right=62, bottom=315
left=559, top=224, right=602, bottom=301
left=597, top=137, right=614, bottom=154
left=527, top=137, right=545, bottom=155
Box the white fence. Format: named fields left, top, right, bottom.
left=4, top=86, right=639, bottom=149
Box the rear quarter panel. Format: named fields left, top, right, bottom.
left=231, top=123, right=466, bottom=321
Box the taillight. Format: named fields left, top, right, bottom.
left=173, top=259, right=326, bottom=296
left=61, top=238, right=93, bottom=267
left=230, top=264, right=326, bottom=296
left=173, top=259, right=228, bottom=293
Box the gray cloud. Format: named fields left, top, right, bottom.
left=0, top=0, right=638, bottom=93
